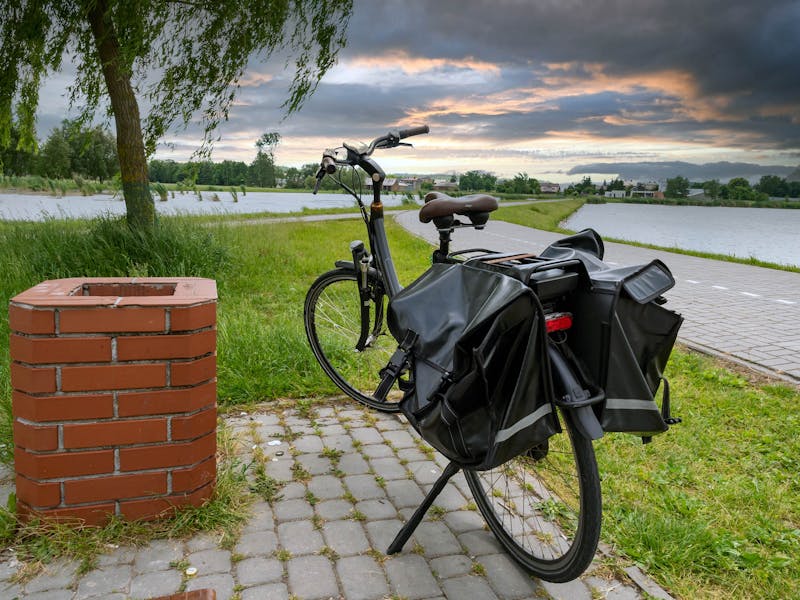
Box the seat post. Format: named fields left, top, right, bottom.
left=432, top=216, right=455, bottom=263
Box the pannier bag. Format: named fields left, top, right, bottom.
left=387, top=263, right=558, bottom=470
left=540, top=232, right=684, bottom=438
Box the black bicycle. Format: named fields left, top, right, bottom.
left=303, top=126, right=608, bottom=581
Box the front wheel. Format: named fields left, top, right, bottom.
left=304, top=268, right=403, bottom=412
left=465, top=409, right=601, bottom=582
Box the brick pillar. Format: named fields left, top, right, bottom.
left=9, top=277, right=218, bottom=525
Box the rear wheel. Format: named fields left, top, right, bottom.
left=465, top=410, right=601, bottom=582
left=304, top=268, right=403, bottom=412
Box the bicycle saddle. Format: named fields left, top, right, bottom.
left=419, top=192, right=499, bottom=224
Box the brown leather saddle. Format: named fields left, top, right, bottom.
left=419, top=191, right=498, bottom=227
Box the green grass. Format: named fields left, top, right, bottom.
left=494, top=198, right=585, bottom=232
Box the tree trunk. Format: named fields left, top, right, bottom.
left=87, top=0, right=155, bottom=230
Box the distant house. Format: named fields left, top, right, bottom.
left=630, top=181, right=660, bottom=198
left=604, top=190, right=626, bottom=198
left=397, top=178, right=421, bottom=192
left=364, top=177, right=400, bottom=192
left=540, top=181, right=561, bottom=194
left=432, top=179, right=459, bottom=191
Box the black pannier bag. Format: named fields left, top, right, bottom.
left=539, top=231, right=684, bottom=438
left=387, top=262, right=559, bottom=470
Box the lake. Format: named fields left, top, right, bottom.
left=0, top=190, right=408, bottom=221
left=563, top=203, right=800, bottom=268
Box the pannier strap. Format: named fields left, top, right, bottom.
left=660, top=377, right=682, bottom=425
left=375, top=330, right=418, bottom=400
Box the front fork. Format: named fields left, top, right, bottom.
left=349, top=240, right=379, bottom=351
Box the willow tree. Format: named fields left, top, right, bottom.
left=0, top=0, right=352, bottom=229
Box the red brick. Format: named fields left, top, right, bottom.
left=118, top=381, right=216, bottom=417
left=13, top=421, right=59, bottom=451
left=63, top=418, right=167, bottom=449
left=170, top=302, right=216, bottom=332
left=172, top=456, right=216, bottom=493
left=12, top=391, right=114, bottom=422
left=119, top=481, right=213, bottom=521
left=10, top=334, right=112, bottom=364
left=8, top=304, right=55, bottom=334
left=170, top=355, right=216, bottom=387
left=119, top=432, right=215, bottom=472
left=171, top=407, right=217, bottom=441
left=10, top=363, right=56, bottom=394
left=64, top=472, right=167, bottom=504
left=18, top=500, right=115, bottom=526
left=116, top=330, right=215, bottom=361
left=15, top=447, right=114, bottom=479
left=60, top=307, right=166, bottom=333
left=61, top=363, right=166, bottom=392
left=16, top=474, right=61, bottom=508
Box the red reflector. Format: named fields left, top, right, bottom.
left=545, top=312, right=573, bottom=333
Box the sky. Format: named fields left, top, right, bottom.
left=36, top=0, right=800, bottom=182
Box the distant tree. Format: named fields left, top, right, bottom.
left=0, top=125, right=36, bottom=175
left=726, top=177, right=755, bottom=201
left=702, top=179, right=721, bottom=200
left=60, top=119, right=118, bottom=180
left=459, top=170, right=497, bottom=191
left=38, top=128, right=72, bottom=179
left=1, top=1, right=353, bottom=229
left=248, top=132, right=281, bottom=188
left=665, top=176, right=690, bottom=198
left=755, top=175, right=788, bottom=198
left=498, top=172, right=540, bottom=195
left=607, top=178, right=625, bottom=191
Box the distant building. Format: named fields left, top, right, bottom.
left=540, top=181, right=561, bottom=194
left=604, top=190, right=626, bottom=198
left=432, top=179, right=459, bottom=191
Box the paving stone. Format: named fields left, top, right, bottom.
left=186, top=548, right=231, bottom=575
left=407, top=460, right=445, bottom=485
left=458, top=530, right=505, bottom=556
left=364, top=519, right=404, bottom=553
left=24, top=559, right=79, bottom=593
left=297, top=452, right=332, bottom=475
left=129, top=569, right=182, bottom=599
left=316, top=498, right=354, bottom=520
left=480, top=553, right=541, bottom=599
left=360, top=443, right=395, bottom=458
left=411, top=520, right=463, bottom=557
left=382, top=428, right=416, bottom=448
left=349, top=427, right=384, bottom=444
left=440, top=574, right=501, bottom=600
left=344, top=473, right=386, bottom=500
left=319, top=423, right=346, bottom=436
left=375, top=416, right=405, bottom=431
left=430, top=555, right=473, bottom=579
left=277, top=519, right=325, bottom=555
left=293, top=434, right=324, bottom=453
left=74, top=565, right=132, bottom=598
left=133, top=539, right=184, bottom=572
left=241, top=501, right=275, bottom=533
left=241, top=582, right=289, bottom=600
left=286, top=554, right=339, bottom=600
left=444, top=509, right=485, bottom=533
left=539, top=577, right=594, bottom=600
left=273, top=497, right=314, bottom=522
left=337, top=452, right=371, bottom=474
left=321, top=433, right=355, bottom=452
left=395, top=447, right=428, bottom=463
left=356, top=498, right=398, bottom=520
left=186, top=573, right=235, bottom=600
left=236, top=556, right=283, bottom=586
left=323, top=519, right=371, bottom=556
left=584, top=576, right=641, bottom=600
left=265, top=454, right=294, bottom=480
left=384, top=553, right=441, bottom=599
left=96, top=545, right=137, bottom=567
left=337, top=555, right=390, bottom=600
left=25, top=590, right=76, bottom=600
left=421, top=482, right=468, bottom=511
left=369, top=456, right=409, bottom=480
left=308, top=474, right=345, bottom=499
left=184, top=532, right=219, bottom=553
left=235, top=531, right=278, bottom=558
left=385, top=479, right=425, bottom=508
left=250, top=413, right=282, bottom=428
left=279, top=481, right=307, bottom=500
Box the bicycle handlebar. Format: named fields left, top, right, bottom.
left=398, top=125, right=430, bottom=139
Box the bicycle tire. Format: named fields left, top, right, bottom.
left=465, top=409, right=601, bottom=582
left=304, top=268, right=403, bottom=412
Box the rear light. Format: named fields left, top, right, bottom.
left=545, top=312, right=573, bottom=333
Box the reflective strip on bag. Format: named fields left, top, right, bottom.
left=604, top=398, right=661, bottom=412
left=494, top=404, right=553, bottom=444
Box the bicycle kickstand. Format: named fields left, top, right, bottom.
left=386, top=461, right=461, bottom=554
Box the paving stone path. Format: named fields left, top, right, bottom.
left=0, top=401, right=673, bottom=600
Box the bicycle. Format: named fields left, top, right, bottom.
left=302, top=125, right=610, bottom=582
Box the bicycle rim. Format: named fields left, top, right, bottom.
left=304, top=269, right=403, bottom=412
left=465, top=411, right=601, bottom=582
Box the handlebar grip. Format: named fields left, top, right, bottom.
left=398, top=125, right=430, bottom=139
left=321, top=155, right=336, bottom=174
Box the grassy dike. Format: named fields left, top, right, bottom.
left=0, top=206, right=798, bottom=597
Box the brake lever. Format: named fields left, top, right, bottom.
left=313, top=169, right=324, bottom=194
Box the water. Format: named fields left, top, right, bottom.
left=0, top=190, right=409, bottom=221
left=563, top=203, right=800, bottom=268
